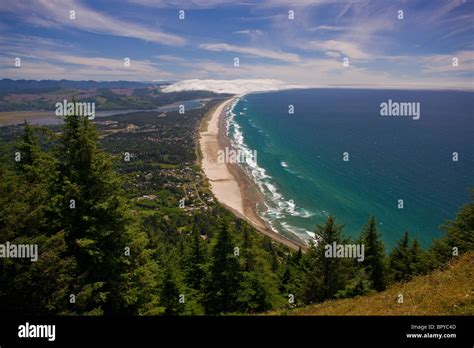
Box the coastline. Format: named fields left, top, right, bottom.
left=199, top=97, right=307, bottom=252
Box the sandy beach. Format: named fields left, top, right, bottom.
left=199, top=98, right=306, bottom=251
left=200, top=98, right=243, bottom=214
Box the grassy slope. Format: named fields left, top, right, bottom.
left=274, top=252, right=474, bottom=316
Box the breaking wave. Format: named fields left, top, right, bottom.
left=226, top=97, right=315, bottom=243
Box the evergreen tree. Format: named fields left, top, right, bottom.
left=0, top=124, right=76, bottom=315
left=430, top=193, right=474, bottom=266
left=303, top=216, right=350, bottom=303
left=17, top=121, right=40, bottom=171
left=203, top=223, right=242, bottom=314
left=237, top=224, right=282, bottom=312
left=335, top=268, right=371, bottom=299
left=237, top=268, right=281, bottom=313
left=278, top=253, right=304, bottom=307
left=279, top=261, right=293, bottom=293
left=359, top=216, right=387, bottom=291
left=51, top=107, right=154, bottom=314
left=159, top=267, right=184, bottom=315
left=242, top=225, right=256, bottom=272
left=389, top=231, right=412, bottom=282
left=1, top=124, right=48, bottom=239
left=410, top=238, right=430, bottom=276
left=293, top=247, right=303, bottom=265
left=185, top=229, right=207, bottom=290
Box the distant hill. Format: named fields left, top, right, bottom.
left=273, top=252, right=474, bottom=316
left=0, top=79, right=229, bottom=113
left=0, top=79, right=164, bottom=94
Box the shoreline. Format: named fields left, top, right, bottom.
left=199, top=97, right=307, bottom=252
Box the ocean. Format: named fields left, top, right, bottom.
left=227, top=89, right=474, bottom=248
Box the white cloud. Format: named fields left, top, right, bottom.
left=199, top=43, right=300, bottom=63
left=304, top=40, right=371, bottom=60
left=257, top=0, right=342, bottom=8
left=154, top=55, right=188, bottom=62
left=128, top=0, right=233, bottom=9
left=0, top=0, right=185, bottom=46
left=233, top=29, right=264, bottom=36
left=0, top=50, right=173, bottom=81
left=310, top=25, right=344, bottom=31
left=166, top=58, right=474, bottom=91
left=162, top=79, right=305, bottom=94
left=420, top=50, right=474, bottom=74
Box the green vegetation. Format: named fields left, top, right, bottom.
left=358, top=217, right=386, bottom=291
left=273, top=252, right=474, bottom=316
left=0, top=85, right=226, bottom=112
left=0, top=100, right=472, bottom=315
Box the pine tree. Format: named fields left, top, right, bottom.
left=359, top=216, right=387, bottom=291
left=237, top=268, right=281, bottom=313
left=293, top=247, right=303, bottom=265
left=278, top=253, right=304, bottom=306
left=279, top=261, right=293, bottom=293
left=203, top=223, right=242, bottom=314
left=242, top=225, right=256, bottom=272
left=185, top=229, right=207, bottom=290
left=237, top=224, right=282, bottom=313
left=389, top=231, right=412, bottom=282
left=159, top=267, right=184, bottom=315
left=17, top=121, right=40, bottom=171
left=0, top=124, right=77, bottom=315
left=410, top=238, right=429, bottom=276
left=51, top=106, right=153, bottom=315
left=430, top=193, right=474, bottom=266
left=1, top=123, right=52, bottom=239
left=303, top=216, right=349, bottom=302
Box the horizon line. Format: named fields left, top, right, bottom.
left=1, top=78, right=473, bottom=92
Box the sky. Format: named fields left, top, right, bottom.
left=0, top=0, right=473, bottom=89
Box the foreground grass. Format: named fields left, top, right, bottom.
left=272, top=252, right=474, bottom=316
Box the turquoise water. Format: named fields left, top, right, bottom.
left=228, top=89, right=473, bottom=248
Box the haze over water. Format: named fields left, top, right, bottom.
left=230, top=89, right=474, bottom=248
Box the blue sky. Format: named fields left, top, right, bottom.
left=0, top=0, right=473, bottom=89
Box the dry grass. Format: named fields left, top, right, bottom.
left=274, top=252, right=474, bottom=316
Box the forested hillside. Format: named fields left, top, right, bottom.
left=274, top=252, right=474, bottom=315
